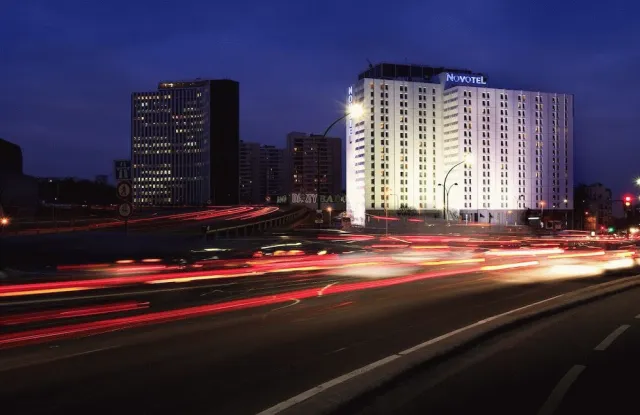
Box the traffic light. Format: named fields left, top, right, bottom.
left=608, top=227, right=615, bottom=233
left=624, top=196, right=632, bottom=207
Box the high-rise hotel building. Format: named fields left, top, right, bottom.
left=346, top=63, right=573, bottom=226
left=131, top=79, right=239, bottom=205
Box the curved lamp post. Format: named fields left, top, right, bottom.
left=317, top=103, right=364, bottom=211
left=442, top=155, right=472, bottom=220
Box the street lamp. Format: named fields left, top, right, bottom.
left=441, top=155, right=472, bottom=220
left=438, top=183, right=459, bottom=221
left=383, top=187, right=399, bottom=236
left=327, top=206, right=332, bottom=225
left=317, top=103, right=364, bottom=211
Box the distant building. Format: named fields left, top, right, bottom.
left=239, top=141, right=261, bottom=204
left=131, top=79, right=240, bottom=206
left=285, top=132, right=342, bottom=197
left=0, top=138, right=37, bottom=217
left=260, top=145, right=285, bottom=202
left=576, top=183, right=612, bottom=229
left=239, top=142, right=286, bottom=204
left=0, top=138, right=23, bottom=174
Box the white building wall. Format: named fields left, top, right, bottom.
left=346, top=72, right=574, bottom=224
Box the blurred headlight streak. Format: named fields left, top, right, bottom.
left=602, top=258, right=635, bottom=270
left=481, top=260, right=539, bottom=271
left=485, top=248, right=564, bottom=257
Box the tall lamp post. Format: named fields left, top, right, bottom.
left=441, top=155, right=471, bottom=220
left=438, top=182, right=459, bottom=221
left=383, top=187, right=399, bottom=236
left=446, top=183, right=458, bottom=220
left=317, top=103, right=364, bottom=211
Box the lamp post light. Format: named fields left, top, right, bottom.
left=317, top=103, right=364, bottom=211
left=327, top=206, right=332, bottom=226
left=563, top=198, right=570, bottom=229
left=441, top=155, right=472, bottom=220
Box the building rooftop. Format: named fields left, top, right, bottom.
left=357, top=62, right=484, bottom=82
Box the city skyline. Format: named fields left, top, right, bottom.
left=2, top=0, right=640, bottom=198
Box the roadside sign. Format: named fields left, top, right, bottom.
left=114, top=160, right=132, bottom=181
left=117, top=181, right=132, bottom=199
left=265, top=196, right=271, bottom=203
left=315, top=209, right=323, bottom=224
left=118, top=203, right=133, bottom=218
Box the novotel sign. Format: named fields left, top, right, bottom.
left=446, top=73, right=487, bottom=86
left=347, top=86, right=354, bottom=137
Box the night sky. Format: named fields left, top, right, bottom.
left=2, top=0, right=639, bottom=197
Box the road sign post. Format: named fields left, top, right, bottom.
left=114, top=160, right=133, bottom=233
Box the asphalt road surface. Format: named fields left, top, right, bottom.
left=348, top=284, right=640, bottom=415
left=0, top=272, right=632, bottom=415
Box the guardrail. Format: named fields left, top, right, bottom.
left=204, top=207, right=309, bottom=239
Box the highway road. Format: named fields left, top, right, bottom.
left=0, top=268, right=634, bottom=415
left=347, top=283, right=640, bottom=415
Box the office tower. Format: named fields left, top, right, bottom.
left=131, top=79, right=239, bottom=205
left=285, top=132, right=342, bottom=196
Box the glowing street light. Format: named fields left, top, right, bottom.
left=347, top=103, right=364, bottom=118
left=0, top=217, right=8, bottom=226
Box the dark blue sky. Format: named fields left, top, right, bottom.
left=2, top=0, right=639, bottom=196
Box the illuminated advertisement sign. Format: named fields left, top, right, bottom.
left=278, top=194, right=346, bottom=205
left=446, top=73, right=487, bottom=86
left=347, top=86, right=354, bottom=137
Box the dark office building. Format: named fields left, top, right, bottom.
left=0, top=138, right=23, bottom=174
left=131, top=79, right=240, bottom=205
left=209, top=80, right=240, bottom=205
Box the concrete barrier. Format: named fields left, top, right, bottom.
left=205, top=207, right=308, bottom=240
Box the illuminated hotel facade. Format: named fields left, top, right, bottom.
left=131, top=79, right=239, bottom=205
left=346, top=63, right=574, bottom=226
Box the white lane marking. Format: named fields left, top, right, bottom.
left=326, top=347, right=347, bottom=355
left=269, top=299, right=301, bottom=313
left=257, top=293, right=565, bottom=414
left=317, top=282, right=337, bottom=297
left=0, top=345, right=119, bottom=373
left=399, top=294, right=565, bottom=355
left=256, top=355, right=400, bottom=415
left=537, top=365, right=586, bottom=415
left=594, top=325, right=630, bottom=351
